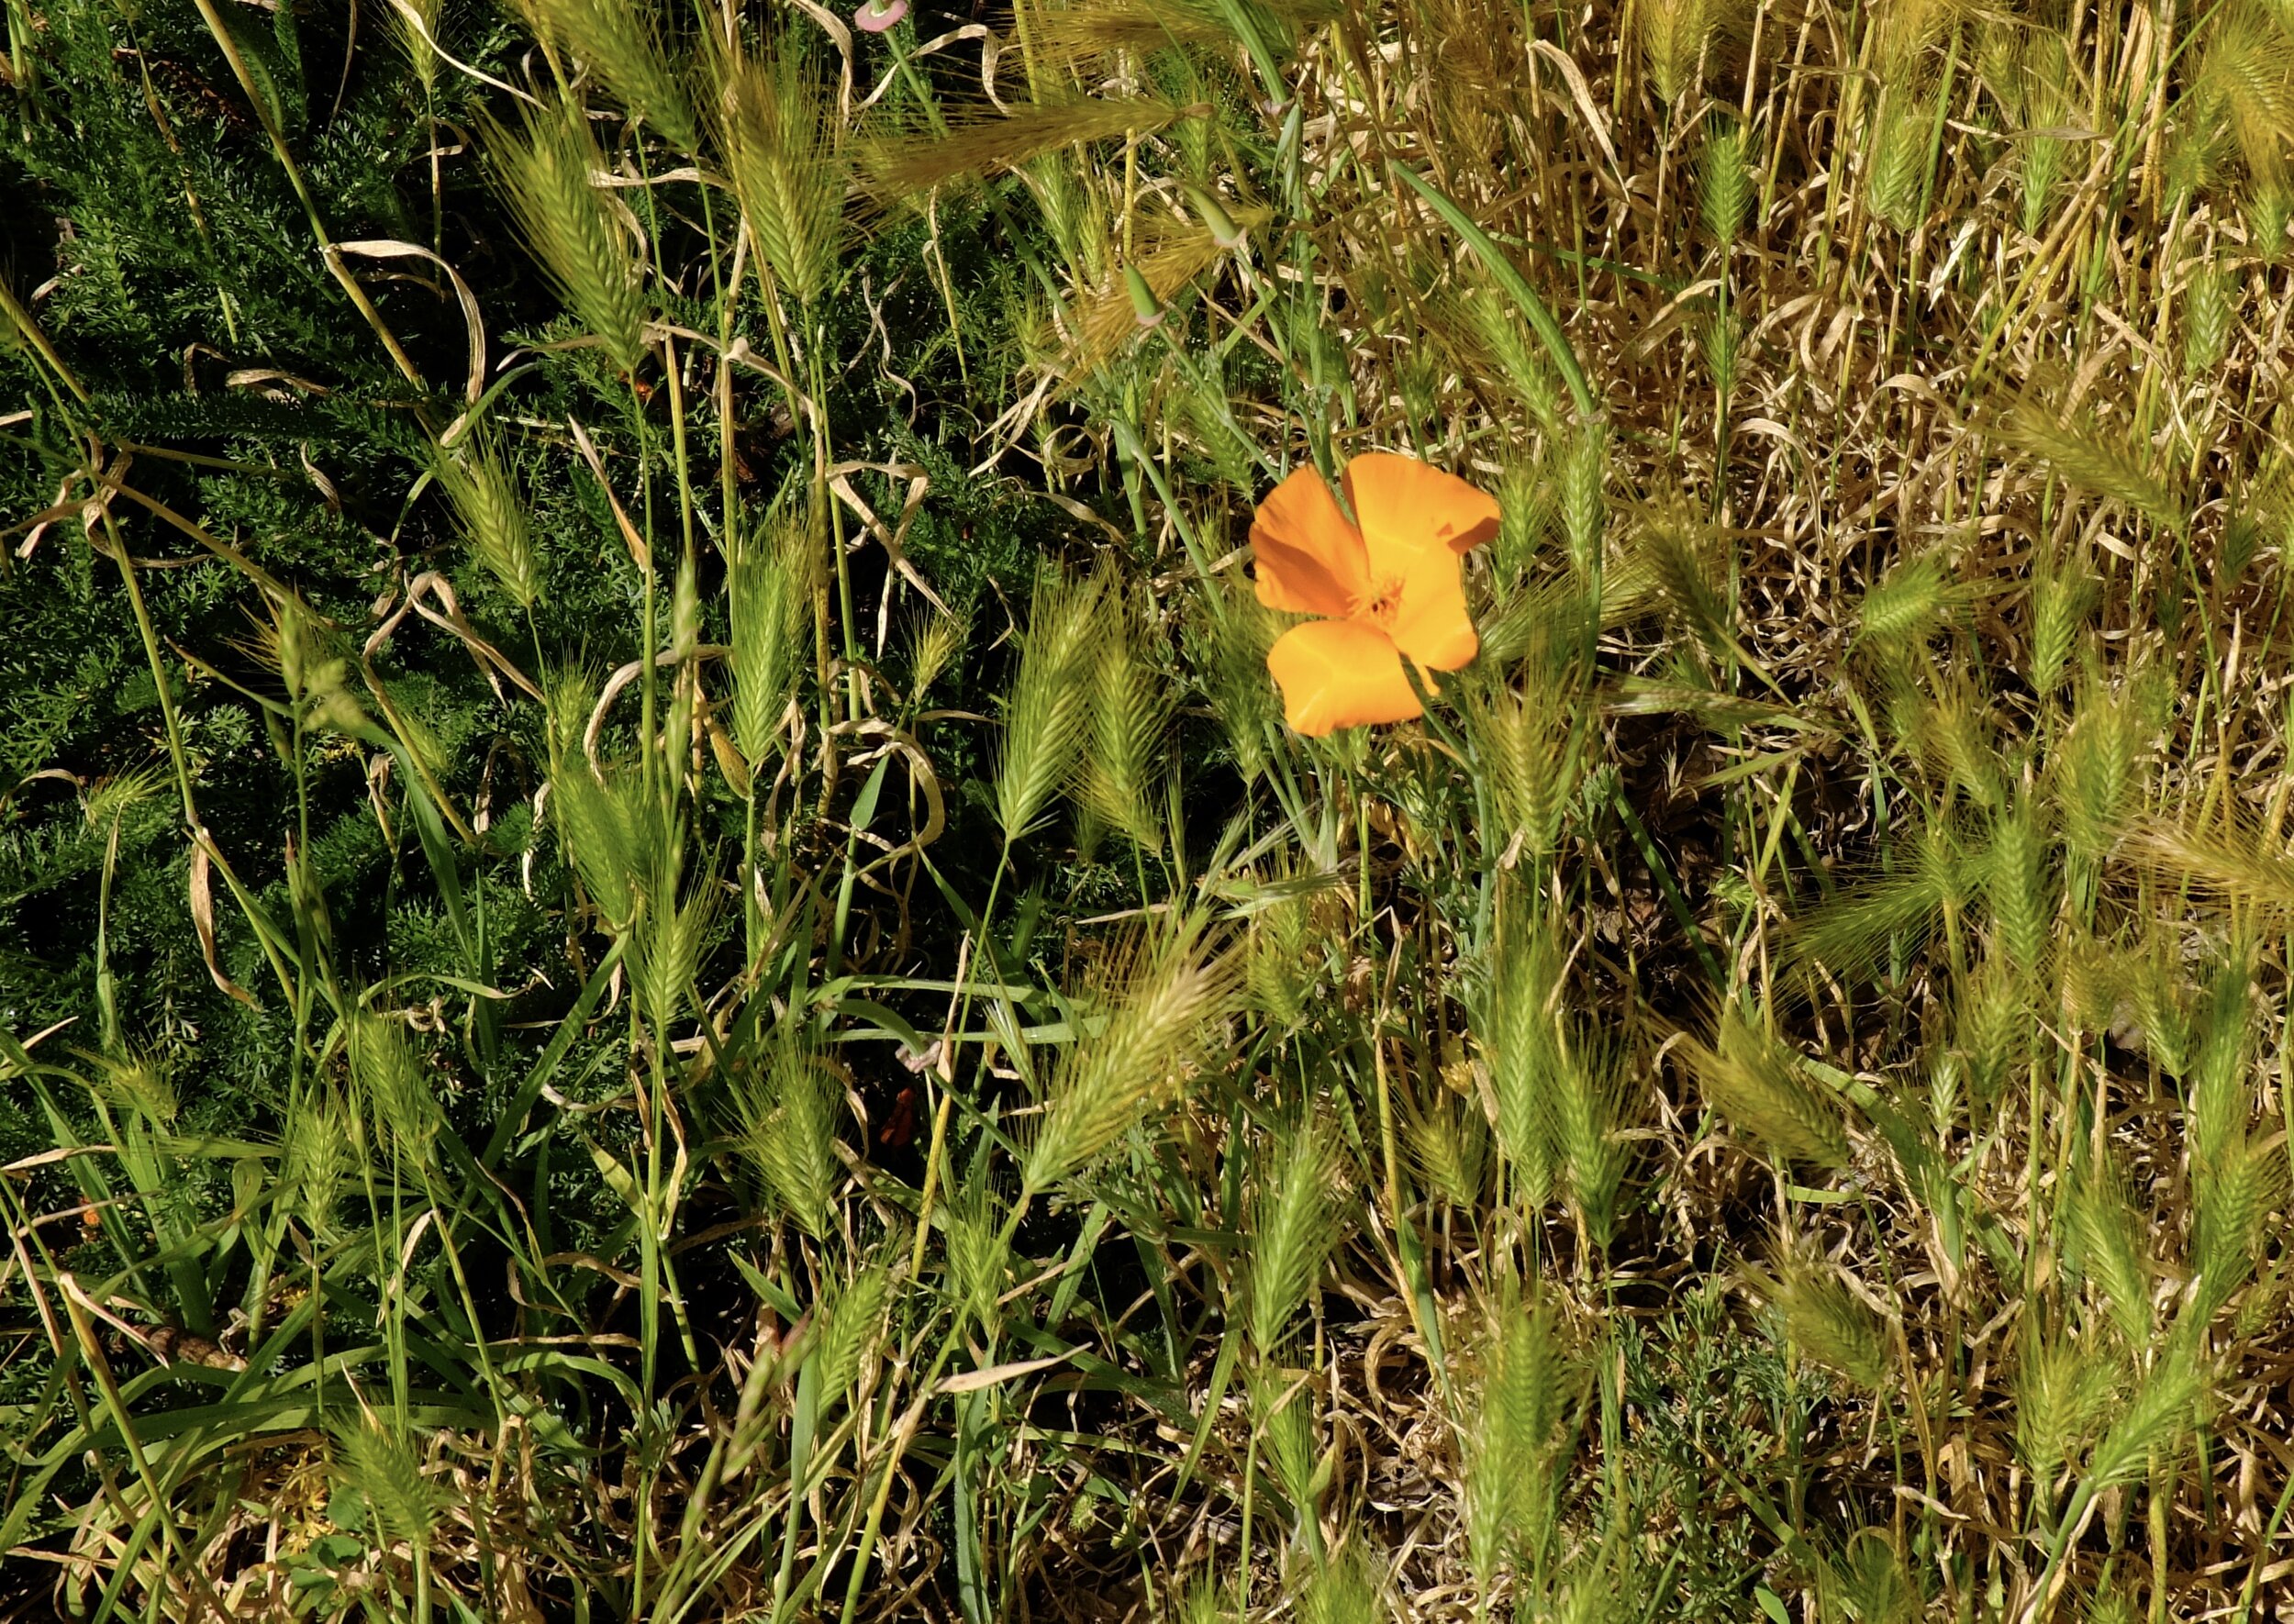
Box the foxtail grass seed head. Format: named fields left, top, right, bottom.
left=1245, top=1363, right=1319, bottom=1533
left=1984, top=796, right=2053, bottom=982
left=1699, top=117, right=1754, bottom=246
left=1402, top=1073, right=1489, bottom=1210
left=734, top=1042, right=843, bottom=1240
left=1556, top=1033, right=1631, bottom=1249
left=331, top=1418, right=448, bottom=1557
left=1866, top=95, right=1933, bottom=231
left=729, top=538, right=802, bottom=769
left=2251, top=184, right=2294, bottom=260
left=1024, top=918, right=1232, bottom=1192
left=435, top=438, right=540, bottom=611
left=1242, top=1112, right=1342, bottom=1357
left=2013, top=1323, right=2119, bottom=1485
left=518, top=0, right=697, bottom=153
left=1695, top=1007, right=1852, bottom=1169
left=907, top=608, right=965, bottom=703
left=2085, top=1349, right=2206, bottom=1493
left=1562, top=426, right=1606, bottom=583
left=284, top=1089, right=357, bottom=1243
left=716, top=45, right=844, bottom=310
left=549, top=760, right=646, bottom=933
left=2026, top=559, right=2094, bottom=701
left=1463, top=676, right=1579, bottom=862
left=2066, top=1151, right=2154, bottom=1347
left=1076, top=572, right=1172, bottom=851
left=1462, top=293, right=1560, bottom=432
left=817, top=1265, right=892, bottom=1399
left=1771, top=1248, right=1889, bottom=1391
left=1190, top=578, right=1279, bottom=781
left=95, top=1049, right=176, bottom=1126
left=996, top=567, right=1102, bottom=844
left=629, top=858, right=714, bottom=1037
left=943, top=1187, right=1008, bottom=1334
left=389, top=0, right=443, bottom=85
left=1476, top=909, right=1565, bottom=1207
left=1493, top=463, right=1536, bottom=582
left=490, top=101, right=649, bottom=374
left=1637, top=0, right=1714, bottom=105
left=2183, top=261, right=2235, bottom=374
left=1244, top=885, right=1320, bottom=1030
left=349, top=1010, right=439, bottom=1165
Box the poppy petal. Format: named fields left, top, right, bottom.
left=1266, top=619, right=1426, bottom=737
left=1343, top=451, right=1502, bottom=562
left=1383, top=558, right=1480, bottom=672
left=1251, top=464, right=1368, bottom=618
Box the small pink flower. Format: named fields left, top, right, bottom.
left=854, top=0, right=908, bottom=31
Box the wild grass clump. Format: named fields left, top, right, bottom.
left=10, top=0, right=2294, bottom=1618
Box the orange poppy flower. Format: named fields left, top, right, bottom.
left=1250, top=452, right=1501, bottom=737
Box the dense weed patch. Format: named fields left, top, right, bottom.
left=6, top=0, right=2294, bottom=1618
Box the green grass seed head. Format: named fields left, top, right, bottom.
left=1561, top=425, right=1607, bottom=584
left=1771, top=1247, right=1890, bottom=1391
left=1243, top=1111, right=1342, bottom=1358
left=2066, top=1151, right=2154, bottom=1347
left=630, top=848, right=713, bottom=1036
left=1866, top=95, right=1934, bottom=231
left=518, top=0, right=697, bottom=154
left=489, top=100, right=650, bottom=375
left=816, top=1263, right=892, bottom=1399
left=734, top=1041, right=843, bottom=1240
left=1190, top=576, right=1279, bottom=783
left=729, top=522, right=805, bottom=768
left=1698, top=115, right=1754, bottom=247
left=2183, top=259, right=2236, bottom=375
left=1637, top=0, right=1715, bottom=106
left=434, top=436, right=540, bottom=612
left=348, top=1009, right=439, bottom=1166
left=1024, top=917, right=1232, bottom=1192
left=1555, top=1029, right=1631, bottom=1251
left=997, top=565, right=1102, bottom=844
left=331, top=1416, right=448, bottom=1557
left=1075, top=571, right=1172, bottom=851
left=284, top=1088, right=358, bottom=1243
left=1983, top=794, right=2054, bottom=983
left=1695, top=1006, right=1852, bottom=1169
left=1476, top=909, right=1565, bottom=1206
left=1401, top=1074, right=1490, bottom=1211
left=716, top=42, right=844, bottom=310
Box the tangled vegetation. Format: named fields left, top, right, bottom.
left=6, top=0, right=2294, bottom=1618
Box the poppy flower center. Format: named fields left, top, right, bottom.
left=1357, top=576, right=1408, bottom=630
